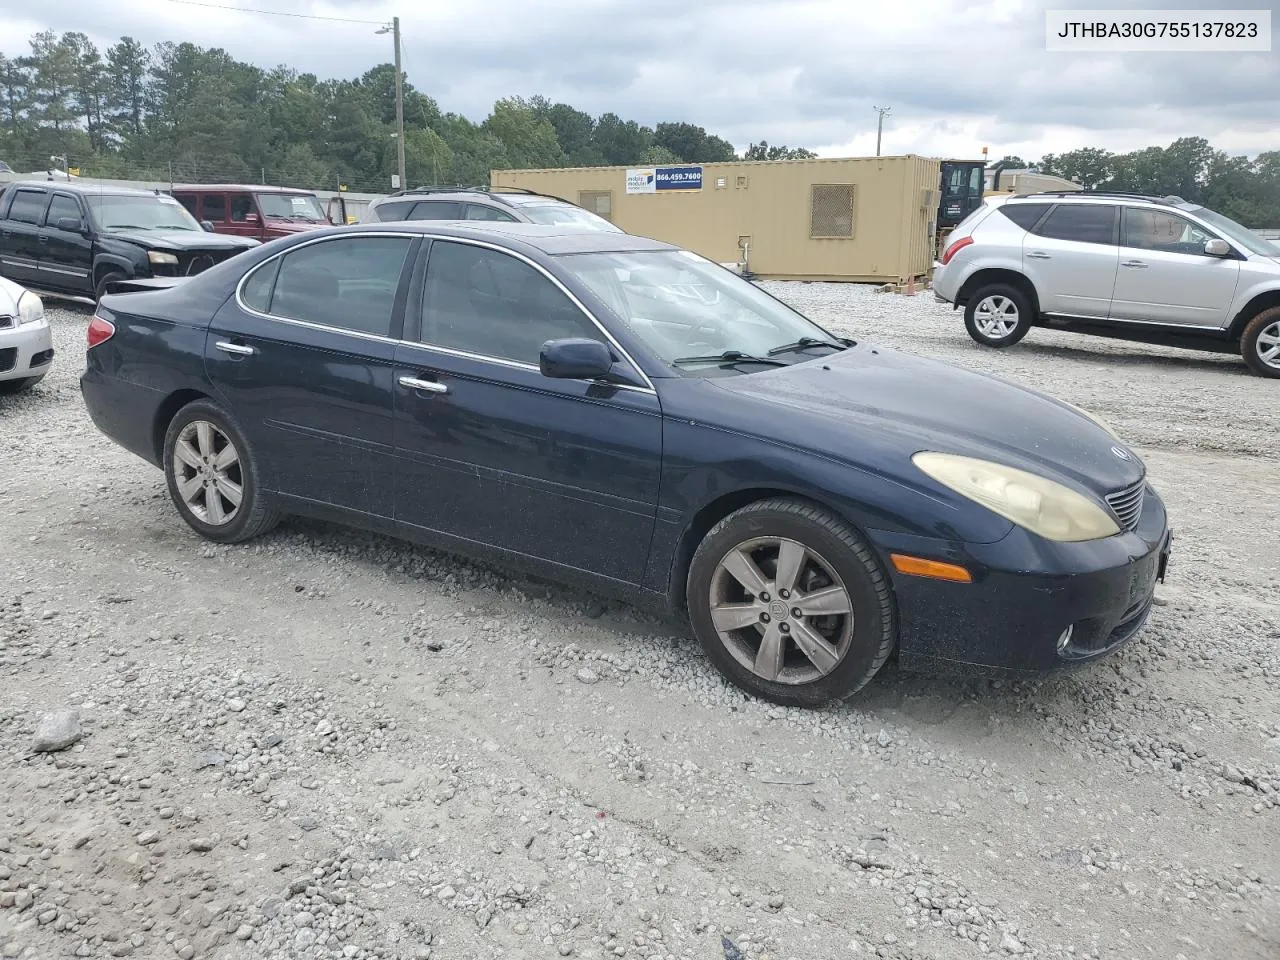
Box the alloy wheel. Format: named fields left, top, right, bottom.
left=973, top=295, right=1020, bottom=338
left=708, top=536, right=854, bottom=685
left=1256, top=319, right=1280, bottom=370
left=173, top=420, right=244, bottom=526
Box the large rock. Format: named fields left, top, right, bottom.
left=32, top=709, right=83, bottom=752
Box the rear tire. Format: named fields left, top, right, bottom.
left=0, top=375, right=43, bottom=395
left=964, top=283, right=1032, bottom=347
left=1241, top=307, right=1280, bottom=379
left=686, top=498, right=895, bottom=707
left=162, top=399, right=280, bottom=544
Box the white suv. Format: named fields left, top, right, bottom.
left=932, top=192, right=1280, bottom=378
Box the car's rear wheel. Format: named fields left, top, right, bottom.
left=1241, top=307, right=1280, bottom=379
left=686, top=498, right=895, bottom=707
left=0, top=375, right=43, bottom=395
left=162, top=399, right=280, bottom=543
left=964, top=283, right=1032, bottom=347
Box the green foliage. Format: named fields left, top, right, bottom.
left=0, top=28, right=777, bottom=193
left=742, top=141, right=818, bottom=161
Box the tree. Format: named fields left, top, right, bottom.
left=653, top=121, right=736, bottom=163
left=482, top=97, right=563, bottom=169
left=0, top=53, right=32, bottom=146
left=994, top=154, right=1025, bottom=167
left=105, top=38, right=149, bottom=143
left=742, top=141, right=817, bottom=161
left=1038, top=147, right=1113, bottom=189
left=641, top=144, right=680, bottom=165
left=593, top=112, right=651, bottom=166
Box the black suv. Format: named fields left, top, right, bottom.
left=0, top=181, right=260, bottom=301
left=360, top=186, right=621, bottom=232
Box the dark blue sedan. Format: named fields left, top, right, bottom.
left=81, top=222, right=1172, bottom=707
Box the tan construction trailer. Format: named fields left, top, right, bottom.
left=490, top=155, right=941, bottom=284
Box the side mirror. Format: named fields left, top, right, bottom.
left=1204, top=238, right=1230, bottom=257
left=55, top=217, right=85, bottom=234
left=539, top=338, right=614, bottom=380
left=244, top=212, right=259, bottom=223
left=200, top=220, right=215, bottom=232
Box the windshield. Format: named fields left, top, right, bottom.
left=563, top=249, right=843, bottom=372
left=1186, top=205, right=1280, bottom=256
left=519, top=202, right=621, bottom=232
left=257, top=192, right=327, bottom=222
left=86, top=194, right=203, bottom=232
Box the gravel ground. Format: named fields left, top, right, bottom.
left=1, top=285, right=1277, bottom=960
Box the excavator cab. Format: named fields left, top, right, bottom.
left=938, top=160, right=986, bottom=229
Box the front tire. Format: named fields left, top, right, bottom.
left=964, top=283, right=1032, bottom=347
left=162, top=400, right=280, bottom=543
left=686, top=498, right=895, bottom=707
left=1241, top=307, right=1280, bottom=379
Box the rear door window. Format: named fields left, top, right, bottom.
left=201, top=194, right=227, bottom=222
left=7, top=189, right=49, bottom=224
left=1033, top=205, right=1117, bottom=245
left=260, top=236, right=414, bottom=338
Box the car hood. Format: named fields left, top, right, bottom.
left=106, top=229, right=260, bottom=251
left=0, top=275, right=25, bottom=314
left=704, top=343, right=1145, bottom=496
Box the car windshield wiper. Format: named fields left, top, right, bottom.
left=766, top=336, right=848, bottom=356
left=108, top=224, right=150, bottom=230
left=672, top=351, right=791, bottom=369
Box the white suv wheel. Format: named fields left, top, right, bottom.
left=974, top=296, right=1020, bottom=338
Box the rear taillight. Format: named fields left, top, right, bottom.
left=87, top=314, right=115, bottom=348
left=941, top=235, right=974, bottom=265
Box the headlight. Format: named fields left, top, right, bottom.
left=148, top=250, right=179, bottom=266
left=913, top=451, right=1121, bottom=542
left=16, top=290, right=44, bottom=326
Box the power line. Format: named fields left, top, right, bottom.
left=159, top=0, right=387, bottom=25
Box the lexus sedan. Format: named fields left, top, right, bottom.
left=81, top=222, right=1172, bottom=707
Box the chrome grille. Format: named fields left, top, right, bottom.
left=1105, top=480, right=1145, bottom=532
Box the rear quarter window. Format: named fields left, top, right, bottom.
left=372, top=200, right=414, bottom=221
left=998, top=203, right=1051, bottom=230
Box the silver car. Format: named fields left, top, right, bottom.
left=932, top=192, right=1280, bottom=378
left=0, top=275, right=53, bottom=394
left=361, top=186, right=622, bottom=232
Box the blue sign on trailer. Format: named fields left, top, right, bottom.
left=654, top=166, right=703, bottom=190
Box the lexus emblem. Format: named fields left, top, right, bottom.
left=1111, top=445, right=1132, bottom=462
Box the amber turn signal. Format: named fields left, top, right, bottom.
left=889, top=553, right=973, bottom=583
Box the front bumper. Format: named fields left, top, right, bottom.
left=0, top=319, right=54, bottom=381
left=870, top=485, right=1172, bottom=676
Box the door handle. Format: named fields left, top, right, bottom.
left=1121, top=260, right=1148, bottom=268
left=215, top=341, right=256, bottom=356
left=37, top=235, right=48, bottom=244
left=399, top=376, right=448, bottom=394
left=1026, top=251, right=1051, bottom=259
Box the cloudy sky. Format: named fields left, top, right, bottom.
left=1, top=0, right=1277, bottom=161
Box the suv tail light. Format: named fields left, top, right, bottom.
left=941, top=235, right=974, bottom=265
left=87, top=313, right=115, bottom=348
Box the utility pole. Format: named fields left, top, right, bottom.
left=378, top=17, right=406, bottom=190
left=873, top=106, right=891, bottom=157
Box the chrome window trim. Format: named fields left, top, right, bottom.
left=232, top=230, right=658, bottom=395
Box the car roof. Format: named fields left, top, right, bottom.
left=333, top=220, right=675, bottom=255
left=1006, top=191, right=1193, bottom=208
left=172, top=184, right=317, bottom=194
left=4, top=180, right=165, bottom=198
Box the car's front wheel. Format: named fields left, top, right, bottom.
left=1241, top=307, right=1280, bottom=379
left=686, top=498, right=895, bottom=707
left=162, top=399, right=280, bottom=543
left=964, top=283, right=1032, bottom=347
